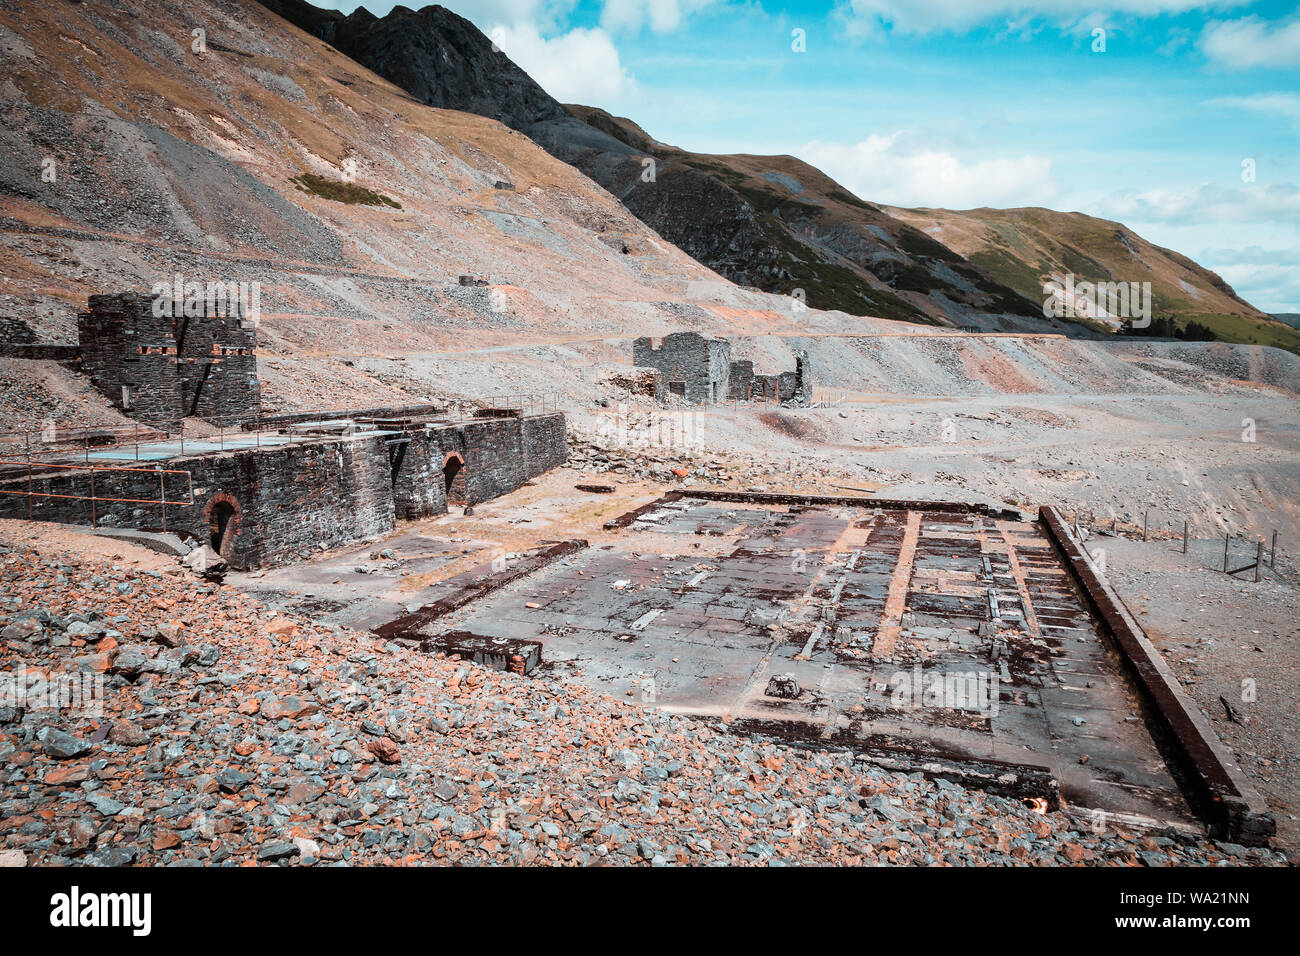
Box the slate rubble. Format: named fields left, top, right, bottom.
left=0, top=539, right=1286, bottom=867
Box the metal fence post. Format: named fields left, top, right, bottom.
left=1255, top=541, right=1264, bottom=583
left=1182, top=520, right=1188, bottom=554
left=1223, top=535, right=1230, bottom=573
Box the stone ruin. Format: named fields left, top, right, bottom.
left=78, top=291, right=261, bottom=431
left=631, top=332, right=811, bottom=405
left=0, top=292, right=568, bottom=569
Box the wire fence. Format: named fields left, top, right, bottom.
left=1063, top=505, right=1286, bottom=584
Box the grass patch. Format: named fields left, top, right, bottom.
left=1178, top=312, right=1300, bottom=356
left=291, top=173, right=401, bottom=208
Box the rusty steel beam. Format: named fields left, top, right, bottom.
left=373, top=539, right=588, bottom=640
left=602, top=492, right=685, bottom=529
left=728, top=718, right=1061, bottom=805
left=679, top=488, right=1022, bottom=519
left=1039, top=505, right=1275, bottom=845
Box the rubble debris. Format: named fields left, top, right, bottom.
left=0, top=530, right=1286, bottom=867
left=765, top=673, right=801, bottom=699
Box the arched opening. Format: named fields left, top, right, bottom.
left=209, top=501, right=235, bottom=554
left=442, top=452, right=466, bottom=505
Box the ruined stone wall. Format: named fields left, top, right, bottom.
left=726, top=350, right=811, bottom=404
left=408, top=412, right=565, bottom=507
left=0, top=436, right=396, bottom=568
left=0, top=318, right=37, bottom=344
left=428, top=417, right=525, bottom=506
left=794, top=351, right=812, bottom=405
left=390, top=430, right=449, bottom=519
left=172, top=305, right=259, bottom=422
left=79, top=293, right=184, bottom=431
left=77, top=291, right=260, bottom=431
left=727, top=359, right=754, bottom=400
left=632, top=332, right=729, bottom=404
left=0, top=412, right=568, bottom=567
left=521, top=413, right=567, bottom=478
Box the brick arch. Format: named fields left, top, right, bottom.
left=203, top=492, right=243, bottom=557
left=441, top=451, right=467, bottom=505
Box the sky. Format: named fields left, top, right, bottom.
left=317, top=1, right=1300, bottom=312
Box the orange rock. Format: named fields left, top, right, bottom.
left=367, top=737, right=402, bottom=764
left=153, top=832, right=181, bottom=850
left=44, top=765, right=89, bottom=787
left=267, top=620, right=299, bottom=640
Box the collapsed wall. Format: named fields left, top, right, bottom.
left=727, top=350, right=812, bottom=403
left=78, top=291, right=260, bottom=430
left=632, top=332, right=731, bottom=404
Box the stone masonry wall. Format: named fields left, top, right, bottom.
left=77, top=291, right=261, bottom=431
left=79, top=293, right=183, bottom=431
left=726, top=350, right=812, bottom=404
left=0, top=436, right=396, bottom=569
left=390, top=430, right=448, bottom=520
left=0, top=412, right=568, bottom=567
left=632, top=332, right=730, bottom=404
left=521, top=413, right=567, bottom=478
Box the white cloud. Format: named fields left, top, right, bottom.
left=832, top=1, right=1246, bottom=38
left=1204, top=256, right=1300, bottom=312
left=489, top=23, right=636, bottom=104
left=1206, top=92, right=1300, bottom=128
left=1100, top=182, right=1300, bottom=225
left=1200, top=13, right=1300, bottom=69
left=600, top=0, right=719, bottom=34
left=799, top=131, right=1056, bottom=209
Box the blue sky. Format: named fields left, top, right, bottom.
left=317, top=1, right=1300, bottom=311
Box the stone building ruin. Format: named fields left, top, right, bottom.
left=631, top=332, right=811, bottom=405
left=78, top=291, right=261, bottom=430
left=0, top=292, right=567, bottom=568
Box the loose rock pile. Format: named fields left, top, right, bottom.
left=0, top=537, right=1286, bottom=866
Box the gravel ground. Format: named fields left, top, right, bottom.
left=0, top=358, right=137, bottom=433
left=1104, top=536, right=1300, bottom=861
left=0, top=522, right=1287, bottom=867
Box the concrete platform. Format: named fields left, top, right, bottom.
left=421, top=497, right=1199, bottom=828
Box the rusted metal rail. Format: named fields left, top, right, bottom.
left=0, top=460, right=195, bottom=530
left=374, top=539, right=587, bottom=640
left=1040, top=504, right=1275, bottom=845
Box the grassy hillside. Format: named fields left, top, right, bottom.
left=888, top=206, right=1300, bottom=354
left=561, top=106, right=1064, bottom=331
